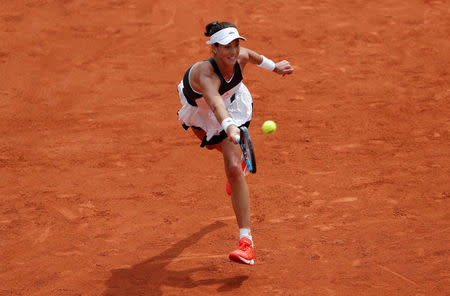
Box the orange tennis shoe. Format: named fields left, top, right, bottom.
left=229, top=237, right=254, bottom=265
left=225, top=158, right=248, bottom=195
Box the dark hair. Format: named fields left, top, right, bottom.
left=204, top=21, right=237, bottom=37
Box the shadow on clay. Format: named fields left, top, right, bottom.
left=102, top=221, right=248, bottom=295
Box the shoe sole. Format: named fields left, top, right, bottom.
left=229, top=254, right=254, bottom=265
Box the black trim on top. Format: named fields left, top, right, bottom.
left=207, top=58, right=243, bottom=96
left=182, top=66, right=202, bottom=107
left=181, top=59, right=243, bottom=107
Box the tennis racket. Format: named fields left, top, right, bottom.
left=235, top=127, right=256, bottom=174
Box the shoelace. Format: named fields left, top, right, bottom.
left=238, top=241, right=252, bottom=251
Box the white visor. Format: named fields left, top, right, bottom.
left=206, top=27, right=246, bottom=45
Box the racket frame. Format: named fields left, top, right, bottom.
left=237, top=126, right=256, bottom=174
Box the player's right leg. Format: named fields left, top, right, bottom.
left=191, top=128, right=222, bottom=151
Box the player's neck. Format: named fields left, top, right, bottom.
left=214, top=57, right=234, bottom=80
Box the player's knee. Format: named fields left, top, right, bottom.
left=225, top=161, right=242, bottom=182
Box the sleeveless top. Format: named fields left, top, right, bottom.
left=182, top=58, right=243, bottom=107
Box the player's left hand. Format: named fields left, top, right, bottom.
left=274, top=60, right=294, bottom=76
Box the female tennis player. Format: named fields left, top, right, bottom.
left=177, top=21, right=294, bottom=265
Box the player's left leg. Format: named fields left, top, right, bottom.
left=222, top=139, right=254, bottom=265
left=222, top=139, right=250, bottom=228
left=226, top=157, right=247, bottom=195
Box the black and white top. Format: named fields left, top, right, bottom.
left=182, top=58, right=243, bottom=106
left=177, top=58, right=253, bottom=142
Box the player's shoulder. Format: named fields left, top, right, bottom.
left=239, top=47, right=250, bottom=58
left=238, top=47, right=251, bottom=66
left=191, top=60, right=213, bottom=75
left=192, top=60, right=216, bottom=79
left=191, top=60, right=219, bottom=87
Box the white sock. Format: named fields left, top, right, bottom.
left=239, top=228, right=252, bottom=241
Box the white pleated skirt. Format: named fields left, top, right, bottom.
left=177, top=82, right=253, bottom=142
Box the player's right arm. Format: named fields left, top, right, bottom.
left=191, top=62, right=240, bottom=143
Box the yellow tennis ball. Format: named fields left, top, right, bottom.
left=262, top=120, right=276, bottom=134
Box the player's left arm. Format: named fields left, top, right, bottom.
left=239, top=47, right=294, bottom=75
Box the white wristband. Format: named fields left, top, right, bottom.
left=257, top=55, right=276, bottom=71
left=221, top=117, right=236, bottom=134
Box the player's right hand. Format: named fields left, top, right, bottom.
left=227, top=125, right=240, bottom=144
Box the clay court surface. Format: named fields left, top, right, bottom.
left=1, top=0, right=449, bottom=295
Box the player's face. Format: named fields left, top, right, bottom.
left=216, top=39, right=240, bottom=66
